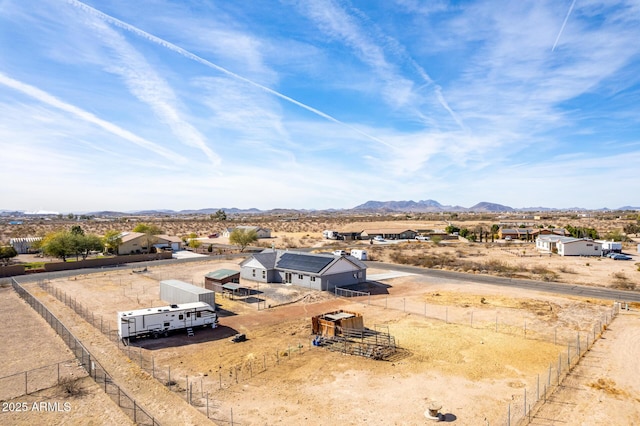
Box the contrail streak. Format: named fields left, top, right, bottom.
left=67, top=0, right=393, bottom=148
left=552, top=0, right=576, bottom=52
left=0, top=71, right=187, bottom=164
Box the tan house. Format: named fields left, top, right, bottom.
left=117, top=232, right=182, bottom=254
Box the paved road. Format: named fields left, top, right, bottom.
left=365, top=260, right=640, bottom=303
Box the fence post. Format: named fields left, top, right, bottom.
left=25, top=371, right=28, bottom=395
left=206, top=391, right=209, bottom=417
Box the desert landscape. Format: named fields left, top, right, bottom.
left=1, top=213, right=640, bottom=425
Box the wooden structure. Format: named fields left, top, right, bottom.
left=204, top=269, right=240, bottom=288
left=312, top=310, right=364, bottom=337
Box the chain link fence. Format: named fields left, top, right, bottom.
left=0, top=359, right=84, bottom=401
left=335, top=288, right=621, bottom=425
left=11, top=278, right=159, bottom=426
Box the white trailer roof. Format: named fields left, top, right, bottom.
left=118, top=301, right=212, bottom=317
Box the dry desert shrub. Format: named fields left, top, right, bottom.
left=610, top=272, right=636, bottom=290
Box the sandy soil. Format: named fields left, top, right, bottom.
left=5, top=256, right=631, bottom=425
left=0, top=287, right=132, bottom=425
left=530, top=309, right=640, bottom=425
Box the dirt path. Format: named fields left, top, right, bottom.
left=22, top=284, right=212, bottom=425
left=530, top=309, right=640, bottom=425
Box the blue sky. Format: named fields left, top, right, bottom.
left=1, top=0, right=639, bottom=212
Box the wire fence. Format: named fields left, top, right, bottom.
left=335, top=289, right=621, bottom=425
left=11, top=278, right=159, bottom=426
left=27, top=275, right=623, bottom=425
left=504, top=302, right=620, bottom=426
left=0, top=359, right=85, bottom=402
left=36, top=279, right=313, bottom=425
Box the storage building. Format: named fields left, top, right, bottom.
left=160, top=279, right=215, bottom=308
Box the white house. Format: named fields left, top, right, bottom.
left=536, top=235, right=602, bottom=256
left=223, top=226, right=271, bottom=239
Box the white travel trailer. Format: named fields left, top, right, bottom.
left=350, top=249, right=368, bottom=260
left=118, top=302, right=218, bottom=341
left=323, top=230, right=339, bottom=240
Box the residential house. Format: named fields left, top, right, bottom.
left=117, top=232, right=182, bottom=255
left=223, top=226, right=271, bottom=239
left=361, top=228, right=417, bottom=240
left=536, top=235, right=602, bottom=256
left=240, top=249, right=367, bottom=291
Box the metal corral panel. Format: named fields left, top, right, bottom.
left=160, top=280, right=215, bottom=308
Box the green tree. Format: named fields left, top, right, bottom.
left=70, top=225, right=84, bottom=236
left=459, top=228, right=470, bottom=238
left=445, top=225, right=460, bottom=234
left=133, top=223, right=163, bottom=253
left=229, top=228, right=258, bottom=252
left=623, top=223, right=639, bottom=236
left=41, top=231, right=76, bottom=262
left=190, top=239, right=202, bottom=251
left=76, top=234, right=104, bottom=260
left=103, top=230, right=123, bottom=255
left=42, top=229, right=105, bottom=261
left=212, top=209, right=227, bottom=221
left=0, top=246, right=18, bottom=266
left=604, top=230, right=626, bottom=242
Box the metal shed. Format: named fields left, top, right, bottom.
left=160, top=279, right=215, bottom=309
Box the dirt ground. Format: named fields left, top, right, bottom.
left=2, top=216, right=639, bottom=425
left=0, top=287, right=133, bottom=425
left=4, top=254, right=633, bottom=425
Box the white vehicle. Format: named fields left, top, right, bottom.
left=323, top=230, right=340, bottom=240
left=373, top=236, right=385, bottom=242
left=415, top=235, right=430, bottom=241
left=118, top=302, right=218, bottom=341
left=333, top=250, right=347, bottom=256
left=350, top=249, right=368, bottom=260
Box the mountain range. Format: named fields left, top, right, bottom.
left=3, top=200, right=639, bottom=216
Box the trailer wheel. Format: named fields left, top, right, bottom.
left=164, top=331, right=169, bottom=337
left=152, top=332, right=159, bottom=339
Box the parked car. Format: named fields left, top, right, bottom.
left=373, top=236, right=385, bottom=242
left=332, top=250, right=347, bottom=256
left=611, top=254, right=632, bottom=260
left=208, top=233, right=219, bottom=238
left=415, top=235, right=430, bottom=241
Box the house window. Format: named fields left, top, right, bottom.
left=262, top=270, right=266, bottom=279
left=186, top=312, right=191, bottom=318
left=252, top=269, right=256, bottom=277
left=197, top=312, right=202, bottom=318
left=298, top=274, right=303, bottom=280
left=179, top=314, right=184, bottom=320
left=311, top=277, right=316, bottom=282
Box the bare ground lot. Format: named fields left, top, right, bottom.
left=0, top=287, right=132, bottom=425
left=6, top=255, right=633, bottom=425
